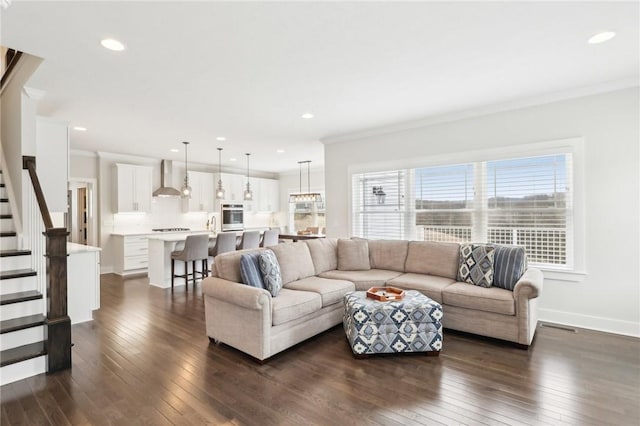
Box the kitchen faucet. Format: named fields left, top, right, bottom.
left=208, top=214, right=217, bottom=233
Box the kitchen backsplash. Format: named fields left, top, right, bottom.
left=113, top=197, right=277, bottom=233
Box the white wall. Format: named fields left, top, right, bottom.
left=324, top=88, right=639, bottom=337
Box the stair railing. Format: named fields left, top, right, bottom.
left=22, top=156, right=71, bottom=373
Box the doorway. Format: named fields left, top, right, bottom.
left=67, top=178, right=98, bottom=247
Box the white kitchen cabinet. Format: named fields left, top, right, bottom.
left=114, top=163, right=152, bottom=213
left=183, top=171, right=215, bottom=212
left=36, top=117, right=69, bottom=212
left=67, top=243, right=101, bottom=324
left=257, top=178, right=279, bottom=212
left=112, top=235, right=149, bottom=275
left=220, top=173, right=245, bottom=202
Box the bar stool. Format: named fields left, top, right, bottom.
left=171, top=234, right=209, bottom=290
left=237, top=230, right=261, bottom=250
left=209, top=232, right=237, bottom=258
left=261, top=229, right=279, bottom=247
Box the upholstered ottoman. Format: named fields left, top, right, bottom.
left=343, top=290, right=443, bottom=356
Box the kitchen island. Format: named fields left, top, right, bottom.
left=147, top=232, right=216, bottom=288
left=67, top=242, right=101, bottom=323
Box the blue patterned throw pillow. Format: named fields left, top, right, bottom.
left=258, top=250, right=283, bottom=297
left=458, top=244, right=495, bottom=288
left=240, top=253, right=266, bottom=289
left=493, top=245, right=527, bottom=291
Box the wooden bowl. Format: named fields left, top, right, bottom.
left=366, top=286, right=405, bottom=301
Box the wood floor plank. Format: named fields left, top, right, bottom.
left=2, top=273, right=639, bottom=425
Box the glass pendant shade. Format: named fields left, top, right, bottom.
left=215, top=147, right=225, bottom=200
left=181, top=141, right=192, bottom=199
left=243, top=153, right=253, bottom=200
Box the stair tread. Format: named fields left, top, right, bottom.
left=0, top=314, right=46, bottom=334
left=0, top=269, right=37, bottom=280
left=0, top=341, right=46, bottom=367
left=0, top=290, right=42, bottom=305
left=0, top=214, right=12, bottom=219
left=0, top=198, right=8, bottom=203
left=0, top=232, right=17, bottom=237
left=0, top=249, right=31, bottom=257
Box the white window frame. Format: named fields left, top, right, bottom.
left=348, top=137, right=586, bottom=279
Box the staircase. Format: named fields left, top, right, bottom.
left=0, top=169, right=48, bottom=384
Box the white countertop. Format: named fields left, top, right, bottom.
left=111, top=230, right=210, bottom=237
left=67, top=242, right=102, bottom=254
left=146, top=231, right=217, bottom=242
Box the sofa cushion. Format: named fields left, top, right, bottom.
left=368, top=240, right=409, bottom=272
left=270, top=242, right=316, bottom=285
left=214, top=247, right=265, bottom=282
left=305, top=238, right=338, bottom=274
left=259, top=250, right=283, bottom=297
left=493, top=245, right=527, bottom=291
left=387, top=273, right=455, bottom=304
left=318, top=269, right=403, bottom=290
left=405, top=241, right=459, bottom=279
left=239, top=252, right=265, bottom=289
left=442, top=282, right=515, bottom=315
left=338, top=239, right=370, bottom=271
left=284, top=276, right=355, bottom=308
left=271, top=288, right=322, bottom=326
left=458, top=244, right=495, bottom=288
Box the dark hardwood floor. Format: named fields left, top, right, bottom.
left=1, top=273, right=639, bottom=425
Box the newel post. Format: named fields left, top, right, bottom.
left=45, top=227, right=71, bottom=373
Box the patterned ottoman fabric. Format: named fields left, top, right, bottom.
left=343, top=290, right=443, bottom=355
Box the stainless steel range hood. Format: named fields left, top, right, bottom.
left=153, top=160, right=182, bottom=197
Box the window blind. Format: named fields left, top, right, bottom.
left=415, top=164, right=474, bottom=243
left=485, top=154, right=572, bottom=266
left=352, top=170, right=407, bottom=240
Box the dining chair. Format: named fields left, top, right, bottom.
left=171, top=234, right=209, bottom=291
left=237, top=230, right=261, bottom=250
left=261, top=229, right=280, bottom=247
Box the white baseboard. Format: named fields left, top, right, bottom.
left=100, top=265, right=114, bottom=274
left=539, top=308, right=640, bottom=338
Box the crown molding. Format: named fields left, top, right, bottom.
left=322, top=77, right=639, bottom=145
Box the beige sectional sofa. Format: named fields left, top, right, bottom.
left=201, top=238, right=543, bottom=361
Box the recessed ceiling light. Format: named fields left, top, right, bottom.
left=170, top=148, right=179, bottom=153
left=216, top=136, right=226, bottom=141
left=73, top=126, right=87, bottom=132
left=101, top=38, right=126, bottom=51
left=588, top=31, right=616, bottom=44
left=276, top=149, right=285, bottom=153
left=301, top=113, right=314, bottom=119
left=229, top=157, right=237, bottom=162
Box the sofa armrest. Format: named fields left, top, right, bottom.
left=513, top=268, right=543, bottom=300
left=202, top=277, right=271, bottom=311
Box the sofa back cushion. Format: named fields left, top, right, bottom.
left=368, top=239, right=409, bottom=272
left=305, top=238, right=338, bottom=274
left=337, top=238, right=371, bottom=271
left=405, top=241, right=460, bottom=279
left=214, top=247, right=265, bottom=282
left=270, top=242, right=316, bottom=285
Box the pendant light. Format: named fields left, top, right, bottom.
left=289, top=160, right=322, bottom=203
left=180, top=141, right=192, bottom=198
left=243, top=153, right=253, bottom=201
left=215, top=147, right=226, bottom=199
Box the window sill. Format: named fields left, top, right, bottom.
left=539, top=269, right=587, bottom=283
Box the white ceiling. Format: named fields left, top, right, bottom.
left=2, top=1, right=638, bottom=173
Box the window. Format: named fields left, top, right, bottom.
left=352, top=152, right=573, bottom=269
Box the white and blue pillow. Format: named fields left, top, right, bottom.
left=458, top=244, right=495, bottom=288
left=493, top=245, right=527, bottom=290
left=239, top=252, right=266, bottom=289
left=258, top=250, right=283, bottom=297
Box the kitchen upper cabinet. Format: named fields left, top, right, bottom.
left=220, top=173, right=245, bottom=202
left=257, top=178, right=279, bottom=212
left=183, top=171, right=215, bottom=212
left=114, top=164, right=152, bottom=213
